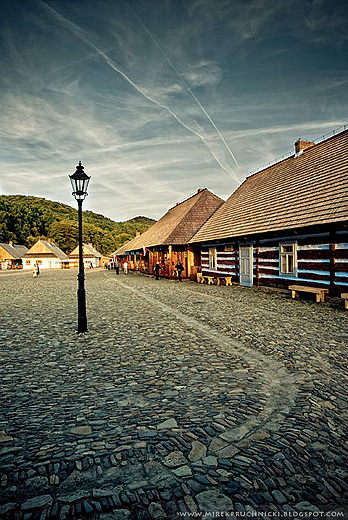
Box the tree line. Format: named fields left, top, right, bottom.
left=0, top=195, right=155, bottom=256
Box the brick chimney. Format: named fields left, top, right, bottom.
left=47, top=238, right=52, bottom=245
left=135, top=232, right=140, bottom=237
left=9, top=241, right=13, bottom=246
left=295, top=139, right=315, bottom=154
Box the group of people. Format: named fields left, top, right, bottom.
left=105, top=260, right=128, bottom=274
left=32, top=263, right=40, bottom=277
left=154, top=261, right=184, bottom=281
left=114, top=260, right=127, bottom=275
left=110, top=258, right=184, bottom=281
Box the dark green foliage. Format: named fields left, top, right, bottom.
left=0, top=195, right=155, bottom=255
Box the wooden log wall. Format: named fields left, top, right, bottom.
left=201, top=228, right=348, bottom=295
left=201, top=245, right=239, bottom=282
left=334, top=233, right=348, bottom=293
left=256, top=232, right=343, bottom=292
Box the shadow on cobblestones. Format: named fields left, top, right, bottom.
left=0, top=269, right=347, bottom=519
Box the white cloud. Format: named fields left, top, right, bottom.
left=181, top=61, right=222, bottom=87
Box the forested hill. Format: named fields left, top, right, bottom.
left=0, top=195, right=155, bottom=256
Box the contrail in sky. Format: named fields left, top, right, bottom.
left=125, top=1, right=240, bottom=170
left=33, top=0, right=239, bottom=181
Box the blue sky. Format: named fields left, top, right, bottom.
left=1, top=0, right=347, bottom=221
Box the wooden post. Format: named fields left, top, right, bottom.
left=168, top=245, right=172, bottom=278
left=329, top=238, right=336, bottom=295
left=149, top=251, right=153, bottom=274
left=255, top=245, right=260, bottom=286
left=187, top=248, right=194, bottom=279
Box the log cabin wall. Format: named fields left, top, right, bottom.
left=200, top=224, right=348, bottom=295
left=201, top=243, right=239, bottom=282
left=333, top=230, right=348, bottom=294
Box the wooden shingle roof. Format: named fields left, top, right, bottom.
left=0, top=243, right=28, bottom=259
left=69, top=243, right=102, bottom=258
left=114, top=235, right=142, bottom=256
left=116, top=188, right=223, bottom=253
left=23, top=239, right=68, bottom=260
left=190, top=129, right=348, bottom=243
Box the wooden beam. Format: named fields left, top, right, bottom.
left=187, top=248, right=193, bottom=278
left=168, top=245, right=172, bottom=278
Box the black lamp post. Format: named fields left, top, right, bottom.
left=69, top=161, right=90, bottom=333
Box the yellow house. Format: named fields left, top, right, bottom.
left=68, top=243, right=102, bottom=268
left=0, top=242, right=28, bottom=270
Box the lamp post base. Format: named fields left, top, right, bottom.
left=77, top=317, right=88, bottom=333
left=77, top=286, right=88, bottom=333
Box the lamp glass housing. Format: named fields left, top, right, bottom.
left=69, top=161, right=90, bottom=201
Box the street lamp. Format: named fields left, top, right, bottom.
left=69, top=161, right=90, bottom=333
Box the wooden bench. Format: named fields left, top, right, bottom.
left=217, top=277, right=233, bottom=286
left=202, top=276, right=215, bottom=285
left=341, top=293, right=348, bottom=310
left=289, top=285, right=329, bottom=303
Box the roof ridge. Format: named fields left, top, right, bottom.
left=166, top=188, right=207, bottom=213
left=166, top=189, right=222, bottom=244
left=246, top=124, right=348, bottom=179
left=132, top=189, right=209, bottom=247
left=190, top=126, right=348, bottom=243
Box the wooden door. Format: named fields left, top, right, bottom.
left=239, top=247, right=253, bottom=287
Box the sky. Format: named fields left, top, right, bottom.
left=0, top=0, right=347, bottom=221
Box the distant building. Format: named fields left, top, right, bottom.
left=190, top=129, right=348, bottom=295
left=22, top=239, right=68, bottom=269
left=68, top=243, right=102, bottom=268
left=0, top=242, right=28, bottom=270
left=115, top=188, right=223, bottom=279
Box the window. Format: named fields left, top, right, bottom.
left=279, top=243, right=297, bottom=275
left=26, top=260, right=31, bottom=265
left=209, top=248, right=217, bottom=270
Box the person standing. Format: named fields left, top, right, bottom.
left=123, top=261, right=128, bottom=275
left=175, top=261, right=184, bottom=282
left=115, top=259, right=120, bottom=275
left=154, top=262, right=161, bottom=280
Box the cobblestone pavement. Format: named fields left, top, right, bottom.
left=0, top=269, right=347, bottom=519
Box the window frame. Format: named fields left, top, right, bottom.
left=208, top=247, right=217, bottom=270
left=279, top=242, right=297, bottom=277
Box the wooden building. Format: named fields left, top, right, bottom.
left=22, top=239, right=68, bottom=269
left=68, top=243, right=102, bottom=268
left=190, top=129, right=348, bottom=295
left=115, top=188, right=223, bottom=279
left=0, top=242, right=28, bottom=270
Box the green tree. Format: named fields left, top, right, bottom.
left=0, top=194, right=155, bottom=255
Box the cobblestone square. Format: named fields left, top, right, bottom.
left=0, top=269, right=347, bottom=519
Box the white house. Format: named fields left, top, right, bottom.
left=22, top=239, right=68, bottom=269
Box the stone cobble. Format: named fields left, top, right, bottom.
left=0, top=269, right=347, bottom=519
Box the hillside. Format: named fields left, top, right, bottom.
left=0, top=195, right=155, bottom=256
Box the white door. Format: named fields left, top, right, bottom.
left=239, top=247, right=253, bottom=287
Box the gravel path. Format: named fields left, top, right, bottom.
left=0, top=269, right=347, bottom=519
